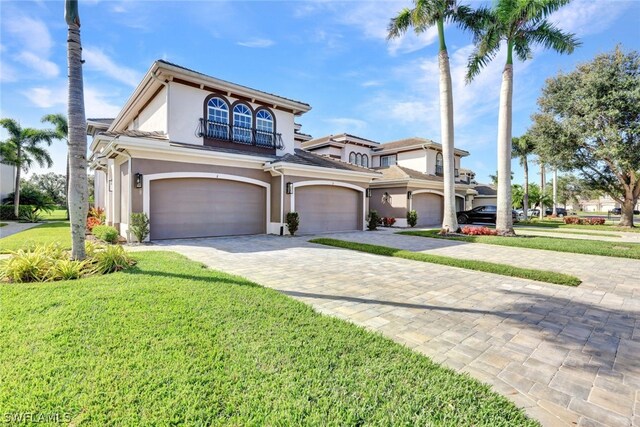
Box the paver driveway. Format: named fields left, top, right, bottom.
left=152, top=229, right=640, bottom=427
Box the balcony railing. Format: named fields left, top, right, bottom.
left=435, top=165, right=443, bottom=176
left=198, top=119, right=284, bottom=151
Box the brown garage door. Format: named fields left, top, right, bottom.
left=296, top=185, right=361, bottom=234
left=413, top=193, right=443, bottom=226
left=150, top=178, right=266, bottom=239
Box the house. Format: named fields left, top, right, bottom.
left=0, top=162, right=16, bottom=202
left=471, top=185, right=497, bottom=208
left=89, top=60, right=478, bottom=239
left=89, top=60, right=380, bottom=240
left=580, top=194, right=640, bottom=213
left=301, top=134, right=478, bottom=227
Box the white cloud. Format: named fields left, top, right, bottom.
left=237, top=38, right=275, bottom=48
left=83, top=48, right=142, bottom=87
left=324, top=117, right=368, bottom=132
left=23, top=85, right=122, bottom=117
left=4, top=16, right=52, bottom=56
left=16, top=52, right=59, bottom=78
left=0, top=62, right=19, bottom=82
left=549, top=0, right=630, bottom=37
left=361, top=80, right=383, bottom=87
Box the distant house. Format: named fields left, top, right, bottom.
left=0, top=162, right=16, bottom=203
left=471, top=185, right=497, bottom=208
left=89, top=60, right=480, bottom=239
left=580, top=194, right=640, bottom=212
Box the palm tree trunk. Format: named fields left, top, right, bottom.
left=496, top=63, right=514, bottom=235
left=523, top=157, right=529, bottom=221
left=539, top=164, right=545, bottom=220
left=13, top=157, right=21, bottom=219
left=66, top=153, right=70, bottom=220
left=437, top=27, right=458, bottom=234
left=67, top=20, right=88, bottom=260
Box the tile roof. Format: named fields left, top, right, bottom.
left=375, top=137, right=470, bottom=156
left=474, top=185, right=497, bottom=196
left=101, top=130, right=168, bottom=140
left=271, top=149, right=378, bottom=173
left=374, top=165, right=444, bottom=183
left=87, top=118, right=115, bottom=125
left=157, top=60, right=310, bottom=108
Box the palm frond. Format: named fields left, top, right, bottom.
left=525, top=20, right=580, bottom=55
left=513, top=36, right=533, bottom=62
left=453, top=5, right=493, bottom=40
left=24, top=145, right=53, bottom=169
left=23, top=128, right=56, bottom=147
left=520, top=0, right=572, bottom=21
left=387, top=8, right=414, bottom=39
left=41, top=113, right=68, bottom=140
left=465, top=23, right=502, bottom=83
left=0, top=118, right=22, bottom=139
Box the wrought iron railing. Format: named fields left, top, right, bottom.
left=198, top=119, right=284, bottom=150
left=436, top=165, right=443, bottom=176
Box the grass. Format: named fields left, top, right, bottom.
left=310, top=238, right=580, bottom=287
left=518, top=220, right=640, bottom=233
left=0, top=251, right=537, bottom=426
left=0, top=221, right=70, bottom=253
left=514, top=227, right=621, bottom=238
left=0, top=223, right=6, bottom=227
left=41, top=208, right=67, bottom=221
left=400, top=230, right=640, bottom=260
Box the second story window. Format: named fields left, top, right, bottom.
left=356, top=153, right=362, bottom=166
left=436, top=152, right=443, bottom=176
left=362, top=154, right=369, bottom=168
left=349, top=152, right=356, bottom=164
left=380, top=155, right=396, bottom=167
left=233, top=104, right=252, bottom=143
left=255, top=109, right=274, bottom=147
left=207, top=97, right=229, bottom=139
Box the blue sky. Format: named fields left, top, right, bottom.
left=1, top=0, right=639, bottom=184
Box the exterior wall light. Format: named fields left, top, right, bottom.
left=407, top=191, right=413, bottom=200
left=108, top=179, right=113, bottom=192
left=365, top=188, right=372, bottom=198
left=286, top=182, right=293, bottom=194
left=135, top=173, right=143, bottom=189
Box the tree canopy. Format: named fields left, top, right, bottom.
left=532, top=47, right=640, bottom=226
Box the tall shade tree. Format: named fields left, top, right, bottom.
left=466, top=0, right=579, bottom=235
left=388, top=0, right=482, bottom=233
left=66, top=0, right=88, bottom=259
left=42, top=113, right=69, bottom=219
left=533, top=47, right=640, bottom=227
left=511, top=134, right=535, bottom=220
left=0, top=119, right=55, bottom=217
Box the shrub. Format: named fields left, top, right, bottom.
left=367, top=210, right=380, bottom=231
left=0, top=205, right=35, bottom=220
left=461, top=226, right=497, bottom=236
left=1, top=246, right=52, bottom=282
left=2, top=183, right=55, bottom=213
left=585, top=217, right=606, bottom=225
left=563, top=216, right=582, bottom=224
left=48, top=259, right=91, bottom=281
left=19, top=210, right=42, bottom=223
left=285, top=212, right=299, bottom=236
left=92, top=225, right=119, bottom=243
left=86, top=216, right=102, bottom=231
left=382, top=217, right=397, bottom=227
left=88, top=206, right=105, bottom=220
left=92, top=245, right=134, bottom=274
left=130, top=212, right=150, bottom=242
left=407, top=210, right=418, bottom=228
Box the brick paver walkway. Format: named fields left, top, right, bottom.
left=151, top=230, right=640, bottom=426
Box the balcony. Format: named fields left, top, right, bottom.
left=198, top=119, right=284, bottom=155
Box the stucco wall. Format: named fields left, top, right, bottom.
left=0, top=163, right=15, bottom=201
left=136, top=86, right=167, bottom=132
left=120, top=161, right=130, bottom=230
left=473, top=196, right=497, bottom=208
left=311, top=146, right=342, bottom=158
left=369, top=186, right=409, bottom=218
left=397, top=150, right=427, bottom=173
left=342, top=144, right=372, bottom=164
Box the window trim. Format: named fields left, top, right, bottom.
left=362, top=154, right=369, bottom=168
left=435, top=152, right=444, bottom=176
left=349, top=152, right=356, bottom=164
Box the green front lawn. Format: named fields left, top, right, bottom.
left=41, top=208, right=68, bottom=221
left=311, top=238, right=580, bottom=286
left=518, top=220, right=640, bottom=233
left=0, top=251, right=537, bottom=426
left=400, top=230, right=640, bottom=260
left=513, top=227, right=621, bottom=238
left=0, top=221, right=71, bottom=253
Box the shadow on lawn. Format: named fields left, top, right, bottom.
left=280, top=288, right=639, bottom=382
left=121, top=265, right=260, bottom=288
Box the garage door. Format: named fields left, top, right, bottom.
left=413, top=193, right=443, bottom=226
left=150, top=178, right=266, bottom=239
left=295, top=185, right=361, bottom=234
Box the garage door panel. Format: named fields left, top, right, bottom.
left=150, top=178, right=265, bottom=239
left=296, top=186, right=361, bottom=234
left=413, top=193, right=443, bottom=226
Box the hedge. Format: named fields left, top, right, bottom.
left=0, top=205, right=35, bottom=220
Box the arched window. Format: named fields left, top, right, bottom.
left=362, top=154, right=369, bottom=168
left=349, top=152, right=356, bottom=164
left=255, top=109, right=274, bottom=147
left=207, top=97, right=229, bottom=139
left=356, top=153, right=362, bottom=166
left=436, top=152, right=444, bottom=176
left=233, top=104, right=252, bottom=143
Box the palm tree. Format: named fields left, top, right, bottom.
left=388, top=0, right=482, bottom=234
left=66, top=0, right=88, bottom=260
left=0, top=118, right=55, bottom=218
left=466, top=0, right=579, bottom=235
left=511, top=134, right=535, bottom=220
left=42, top=113, right=69, bottom=220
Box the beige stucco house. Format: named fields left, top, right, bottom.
left=89, top=60, right=479, bottom=239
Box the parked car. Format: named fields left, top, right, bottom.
left=610, top=207, right=640, bottom=215
left=457, top=205, right=518, bottom=224
left=544, top=207, right=567, bottom=217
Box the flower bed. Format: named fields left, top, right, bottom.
left=564, top=216, right=606, bottom=225
left=461, top=226, right=497, bottom=236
